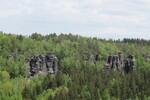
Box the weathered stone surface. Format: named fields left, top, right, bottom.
left=28, top=52, right=58, bottom=78
left=103, top=52, right=124, bottom=71
left=124, top=54, right=136, bottom=73
left=103, top=53, right=136, bottom=73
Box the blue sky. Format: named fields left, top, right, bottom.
left=0, top=0, right=150, bottom=39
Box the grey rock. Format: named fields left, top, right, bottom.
left=103, top=52, right=124, bottom=71
left=124, top=55, right=136, bottom=73
left=28, top=52, right=58, bottom=78
left=103, top=53, right=136, bottom=73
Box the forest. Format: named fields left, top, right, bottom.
left=0, top=31, right=150, bottom=100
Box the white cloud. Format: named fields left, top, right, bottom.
left=84, top=0, right=103, bottom=6
left=42, top=0, right=80, bottom=15
left=0, top=9, right=21, bottom=18
left=0, top=0, right=150, bottom=39
left=142, top=0, right=150, bottom=3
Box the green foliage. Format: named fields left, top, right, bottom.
left=0, top=32, right=150, bottom=100
left=102, top=89, right=111, bottom=100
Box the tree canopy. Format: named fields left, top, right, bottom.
left=0, top=32, right=150, bottom=100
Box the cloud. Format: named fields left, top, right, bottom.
left=43, top=0, right=80, bottom=15
left=84, top=0, right=103, bottom=6
left=0, top=0, right=150, bottom=39
left=0, top=9, right=21, bottom=18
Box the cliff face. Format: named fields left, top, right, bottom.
left=27, top=51, right=137, bottom=79
left=103, top=53, right=136, bottom=73
left=28, top=52, right=58, bottom=78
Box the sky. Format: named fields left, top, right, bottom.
left=0, top=0, right=150, bottom=39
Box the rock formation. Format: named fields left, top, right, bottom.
left=82, top=52, right=99, bottom=64
left=103, top=52, right=124, bottom=71
left=103, top=53, right=136, bottom=73
left=28, top=52, right=58, bottom=78
left=124, top=54, right=136, bottom=73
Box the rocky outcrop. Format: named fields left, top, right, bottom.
left=28, top=52, right=58, bottom=78
left=124, top=55, right=136, bottom=73
left=103, top=52, right=124, bottom=71
left=82, top=52, right=99, bottom=64
left=103, top=53, right=136, bottom=73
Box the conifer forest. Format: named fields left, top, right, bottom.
left=0, top=32, right=150, bottom=100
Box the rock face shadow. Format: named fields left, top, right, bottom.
left=28, top=52, right=58, bottom=79
left=103, top=53, right=136, bottom=73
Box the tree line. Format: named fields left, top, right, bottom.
left=0, top=31, right=150, bottom=100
